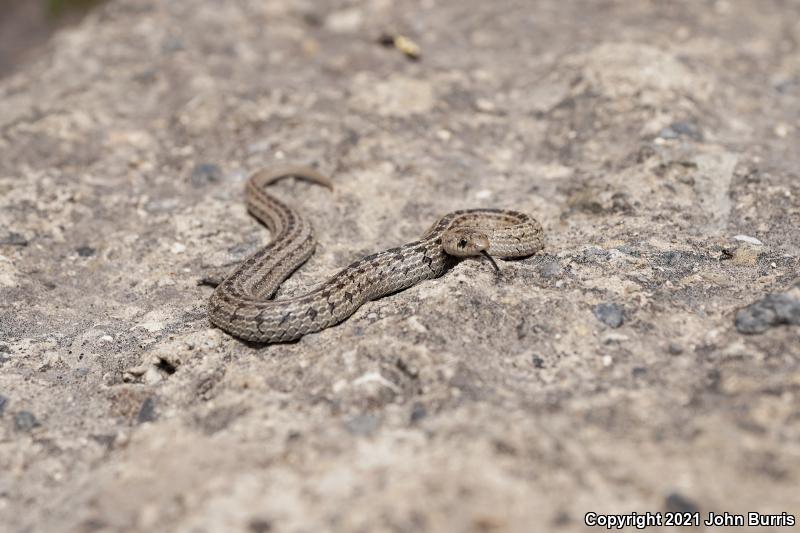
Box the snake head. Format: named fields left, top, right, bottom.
left=442, top=228, right=490, bottom=257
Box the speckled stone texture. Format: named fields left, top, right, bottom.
left=1, top=1, right=799, bottom=532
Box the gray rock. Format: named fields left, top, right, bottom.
left=345, top=414, right=380, bottom=436
left=664, top=492, right=700, bottom=514
left=190, top=163, right=224, bottom=187
left=659, top=121, right=703, bottom=141
left=137, top=397, right=157, bottom=424
left=735, top=291, right=800, bottom=334
left=75, top=246, right=95, bottom=257
left=14, top=411, right=40, bottom=432
left=0, top=232, right=28, bottom=246
left=667, top=343, right=684, bottom=355
left=0, top=395, right=7, bottom=416
left=593, top=303, right=625, bottom=328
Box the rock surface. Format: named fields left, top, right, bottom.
left=1, top=1, right=799, bottom=532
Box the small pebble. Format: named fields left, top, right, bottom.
left=76, top=246, right=96, bottom=257
left=593, top=303, right=625, bottom=328
left=137, top=397, right=157, bottom=423
left=531, top=356, right=545, bottom=368
left=664, top=492, right=700, bottom=514
left=14, top=411, right=40, bottom=432
left=410, top=403, right=427, bottom=423
left=190, top=163, right=223, bottom=186
left=0, top=394, right=7, bottom=416
left=345, top=414, right=380, bottom=436
left=667, top=343, right=684, bottom=355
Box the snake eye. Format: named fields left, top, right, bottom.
left=458, top=238, right=468, bottom=249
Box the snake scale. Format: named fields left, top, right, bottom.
left=208, top=166, right=545, bottom=343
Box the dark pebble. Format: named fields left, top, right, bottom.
left=248, top=518, right=273, bottom=533
left=137, top=397, right=157, bottom=423
left=735, top=292, right=800, bottom=334
left=658, top=121, right=703, bottom=141
left=667, top=343, right=683, bottom=355
left=632, top=367, right=647, bottom=377
left=345, top=414, right=380, bottom=436
left=76, top=246, right=96, bottom=257
left=0, top=232, right=28, bottom=246
left=410, top=403, right=427, bottom=423
left=190, top=163, right=223, bottom=186
left=0, top=394, right=7, bottom=416
left=532, top=356, right=544, bottom=368
left=593, top=303, right=625, bottom=328
left=664, top=492, right=700, bottom=514
left=14, top=411, right=40, bottom=432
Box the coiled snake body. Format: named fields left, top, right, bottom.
left=208, top=167, right=545, bottom=343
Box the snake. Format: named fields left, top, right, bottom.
left=208, top=166, right=545, bottom=343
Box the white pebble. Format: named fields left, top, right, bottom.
left=733, top=235, right=763, bottom=246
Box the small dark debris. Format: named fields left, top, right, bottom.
left=531, top=356, right=544, bottom=368
left=0, top=394, right=7, bottom=416
left=190, top=163, right=223, bottom=186
left=667, top=343, right=683, bottom=355
left=493, top=439, right=517, bottom=455
left=735, top=291, right=800, bottom=334
left=410, top=403, right=427, bottom=423
left=664, top=492, right=700, bottom=514
left=658, top=121, right=703, bottom=141
left=90, top=434, right=116, bottom=449
left=552, top=511, right=571, bottom=526
left=248, top=518, right=273, bottom=533
left=593, top=303, right=625, bottom=328
left=345, top=413, right=380, bottom=436
left=76, top=245, right=96, bottom=257
left=14, top=411, right=40, bottom=432
left=0, top=232, right=28, bottom=246
left=137, top=397, right=157, bottom=423
left=632, top=367, right=647, bottom=377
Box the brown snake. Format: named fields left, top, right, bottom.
left=208, top=166, right=545, bottom=342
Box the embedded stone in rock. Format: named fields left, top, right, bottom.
left=593, top=303, right=625, bottom=328
left=735, top=289, right=800, bottom=334
left=14, top=411, right=40, bottom=432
